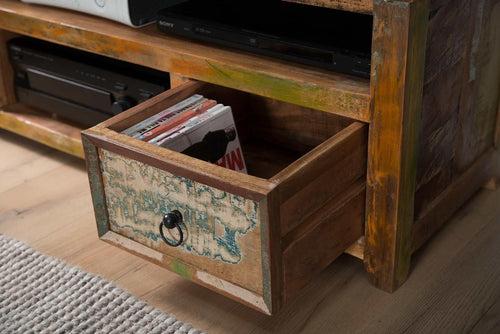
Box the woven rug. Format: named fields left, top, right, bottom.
left=0, top=235, right=205, bottom=334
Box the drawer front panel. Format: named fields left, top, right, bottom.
left=99, top=149, right=266, bottom=295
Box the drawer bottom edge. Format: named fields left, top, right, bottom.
left=99, top=231, right=273, bottom=315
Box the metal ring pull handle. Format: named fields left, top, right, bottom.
left=159, top=210, right=184, bottom=247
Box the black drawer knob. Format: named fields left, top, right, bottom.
left=159, top=210, right=184, bottom=247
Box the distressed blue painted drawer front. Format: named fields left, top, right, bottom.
left=101, top=149, right=259, bottom=264
left=99, top=149, right=271, bottom=313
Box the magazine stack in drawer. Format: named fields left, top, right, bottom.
left=122, top=94, right=247, bottom=174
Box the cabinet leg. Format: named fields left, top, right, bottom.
left=364, top=0, right=429, bottom=292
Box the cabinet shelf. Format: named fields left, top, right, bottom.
left=0, top=103, right=83, bottom=158
left=0, top=0, right=371, bottom=122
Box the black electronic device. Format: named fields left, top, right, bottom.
left=8, top=37, right=170, bottom=127
left=157, top=0, right=372, bottom=78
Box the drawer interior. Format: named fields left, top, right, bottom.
left=106, top=81, right=355, bottom=180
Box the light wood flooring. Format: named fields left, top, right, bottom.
left=1, top=130, right=499, bottom=334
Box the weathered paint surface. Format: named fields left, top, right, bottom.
left=170, top=58, right=371, bottom=122
left=365, top=0, right=429, bottom=292
left=82, top=135, right=109, bottom=237
left=99, top=149, right=259, bottom=265
left=170, top=259, right=192, bottom=280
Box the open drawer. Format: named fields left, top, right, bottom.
left=82, top=80, right=367, bottom=315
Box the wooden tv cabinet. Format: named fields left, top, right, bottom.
left=0, top=0, right=498, bottom=315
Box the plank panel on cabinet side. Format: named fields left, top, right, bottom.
left=415, top=0, right=500, bottom=218
left=245, top=97, right=353, bottom=153
left=414, top=0, right=471, bottom=218
left=412, top=149, right=497, bottom=252
left=452, top=0, right=500, bottom=174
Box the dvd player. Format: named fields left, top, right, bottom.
left=157, top=0, right=372, bottom=78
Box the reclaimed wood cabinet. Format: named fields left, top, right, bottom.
left=0, top=0, right=498, bottom=315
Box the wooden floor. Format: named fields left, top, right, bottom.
left=1, top=129, right=499, bottom=334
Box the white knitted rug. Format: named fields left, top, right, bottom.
left=0, top=235, right=205, bottom=334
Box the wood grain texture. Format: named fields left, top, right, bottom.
left=273, top=122, right=367, bottom=236
left=345, top=237, right=365, bottom=259
left=412, top=149, right=498, bottom=251
left=0, top=0, right=371, bottom=121
left=2, top=133, right=500, bottom=333
left=282, top=181, right=365, bottom=302
left=282, top=0, right=373, bottom=13
left=345, top=151, right=500, bottom=258
left=0, top=103, right=83, bottom=158
left=245, top=97, right=353, bottom=153
left=365, top=0, right=429, bottom=292
left=470, top=296, right=500, bottom=334
left=452, top=0, right=500, bottom=172
left=415, top=0, right=500, bottom=217
left=0, top=30, right=16, bottom=106
left=81, top=135, right=109, bottom=237
left=169, top=73, right=189, bottom=89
